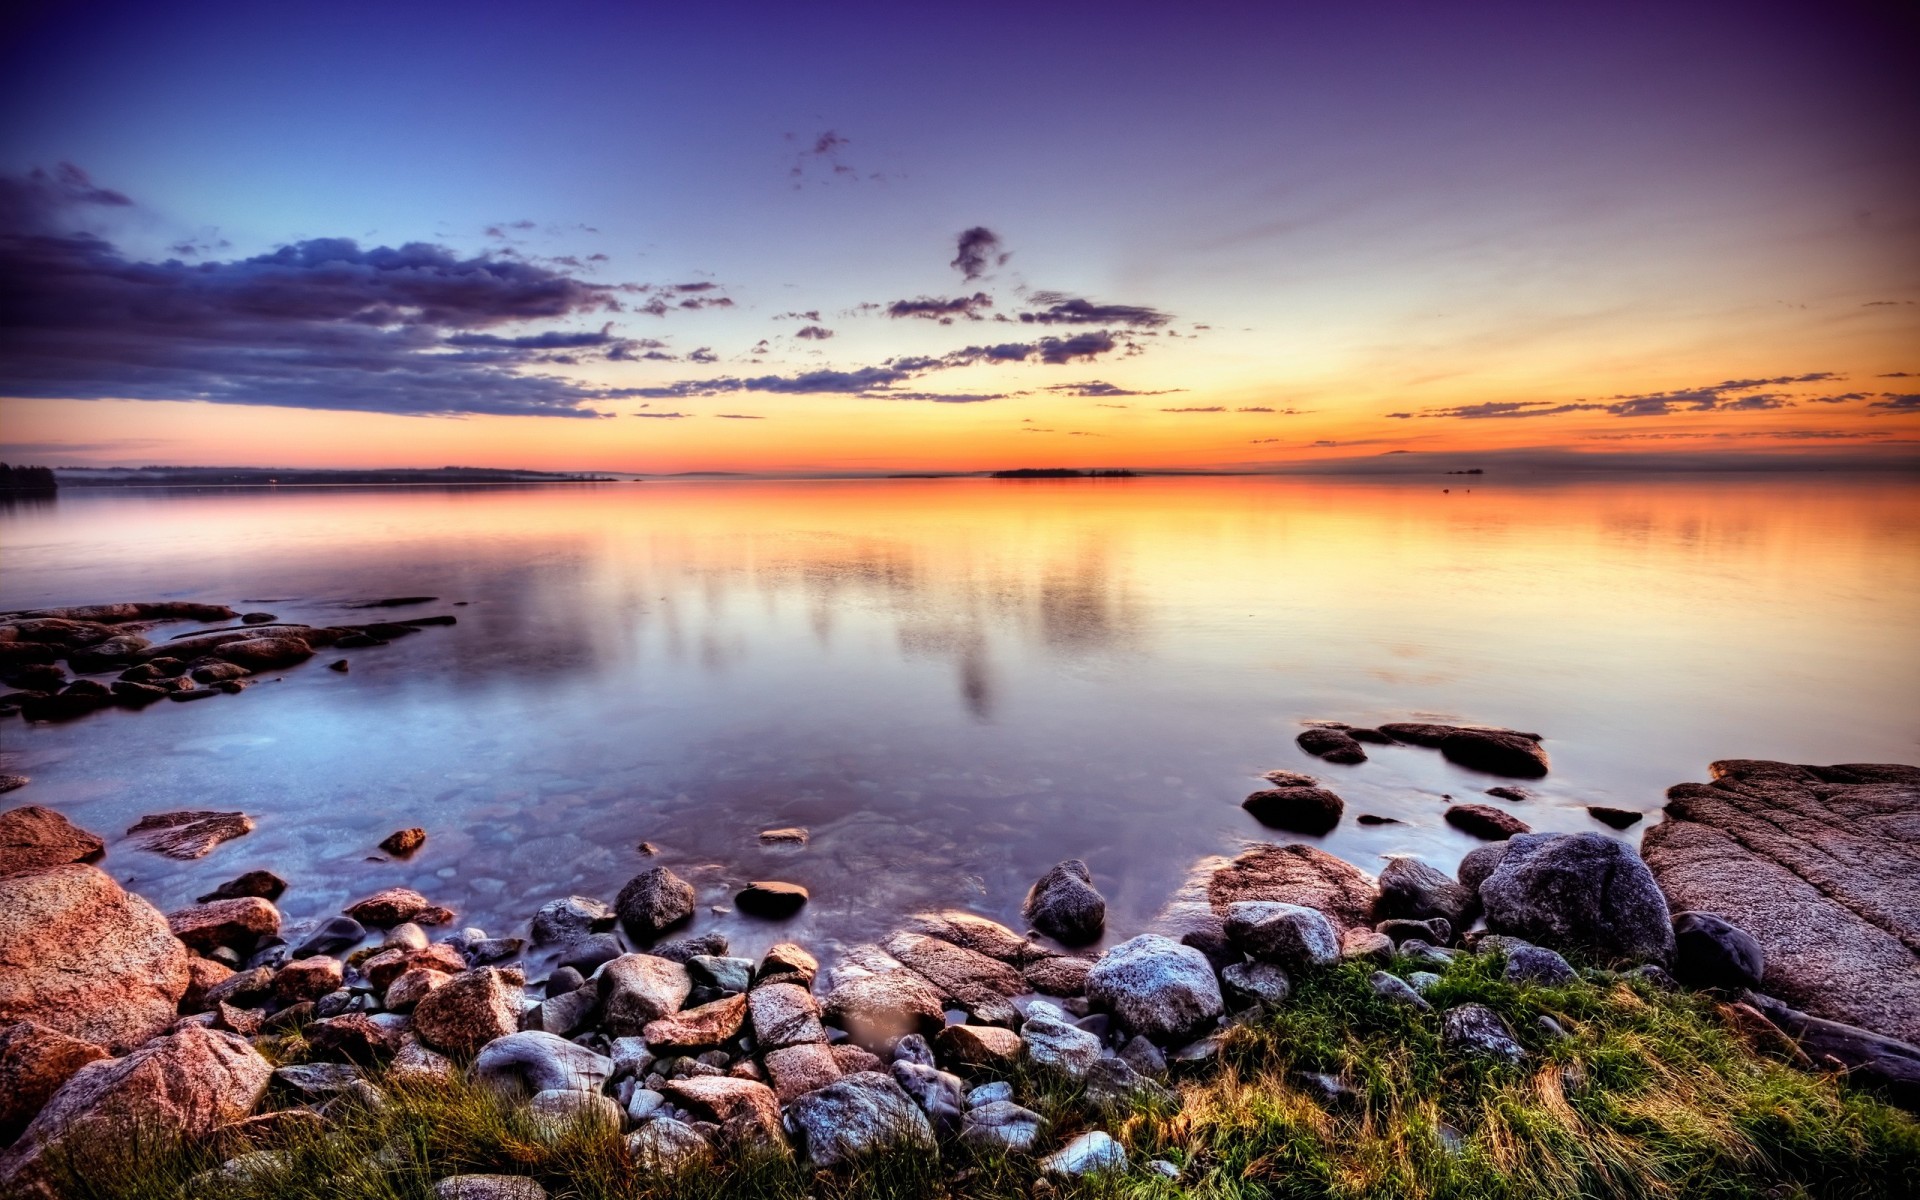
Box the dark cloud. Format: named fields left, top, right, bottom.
left=1881, top=371, right=1915, bottom=378
left=951, top=227, right=1005, bottom=281
left=633, top=411, right=690, bottom=419
left=887, top=293, right=993, bottom=322
left=688, top=347, right=718, bottom=363
left=876, top=392, right=1007, bottom=404
left=775, top=310, right=821, bottom=321
left=0, top=168, right=660, bottom=418
left=795, top=325, right=834, bottom=340
left=788, top=130, right=873, bottom=188
left=1044, top=381, right=1181, bottom=397
left=1393, top=372, right=1846, bottom=421
left=1871, top=393, right=1920, bottom=412
left=1161, top=406, right=1226, bottom=413
left=713, top=413, right=764, bottom=419
left=1018, top=292, right=1172, bottom=329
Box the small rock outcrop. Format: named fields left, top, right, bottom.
left=1022, top=860, right=1106, bottom=944
left=616, top=867, right=696, bottom=939
left=1241, top=778, right=1345, bottom=835
left=1444, top=804, right=1531, bottom=840
left=1297, top=726, right=1367, bottom=764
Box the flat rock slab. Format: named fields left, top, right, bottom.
left=1642, top=760, right=1920, bottom=1044
left=126, top=810, right=253, bottom=859
left=1205, top=843, right=1379, bottom=931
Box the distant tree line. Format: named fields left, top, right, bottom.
left=0, top=464, right=57, bottom=492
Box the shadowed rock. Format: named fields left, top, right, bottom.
left=1022, top=860, right=1106, bottom=944
left=1242, top=780, right=1344, bottom=835
left=0, top=1021, right=109, bottom=1143
left=1445, top=803, right=1530, bottom=840
left=1297, top=726, right=1367, bottom=764
left=616, top=867, right=695, bottom=939
left=1670, top=912, right=1765, bottom=991
left=1376, top=857, right=1476, bottom=929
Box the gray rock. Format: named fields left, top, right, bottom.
left=782, top=1071, right=937, bottom=1167
left=610, top=1036, right=656, bottom=1082
left=960, top=1100, right=1047, bottom=1152
left=1148, top=1159, right=1182, bottom=1179
left=1224, top=901, right=1340, bottom=970
left=890, top=1060, right=965, bottom=1135
left=1022, top=859, right=1106, bottom=945
left=1083, top=1055, right=1174, bottom=1111
left=271, top=1062, right=361, bottom=1100
left=1118, top=1034, right=1168, bottom=1078
left=1671, top=912, right=1765, bottom=991
left=293, top=915, right=365, bottom=958
left=1369, top=971, right=1432, bottom=1012
left=473, top=1031, right=613, bottom=1096
left=1442, top=1003, right=1526, bottom=1065
left=1397, top=939, right=1459, bottom=971
left=544, top=967, right=586, bottom=998
left=598, top=954, right=693, bottom=1036
left=686, top=955, right=753, bottom=995
left=615, top=868, right=695, bottom=940
left=536, top=986, right=599, bottom=1037
left=891, top=1033, right=935, bottom=1067
left=627, top=1087, right=665, bottom=1124
left=747, top=981, right=826, bottom=1049
left=556, top=934, right=623, bottom=976
left=1479, top=833, right=1674, bottom=965
left=1041, top=1129, right=1128, bottom=1177
left=1220, top=960, right=1292, bottom=1009
left=531, top=896, right=614, bottom=946
left=1457, top=843, right=1509, bottom=895
left=1377, top=917, right=1452, bottom=946
left=966, top=1081, right=1013, bottom=1108
left=1503, top=945, right=1578, bottom=986
left=624, top=1117, right=710, bottom=1171
left=650, top=933, right=729, bottom=964
left=465, top=938, right=524, bottom=967
left=1085, top=935, right=1224, bottom=1043
left=1408, top=971, right=1442, bottom=994
left=527, top=1089, right=623, bottom=1138
left=1020, top=1008, right=1103, bottom=1079
left=1376, top=858, right=1476, bottom=929
left=432, top=1175, right=548, bottom=1200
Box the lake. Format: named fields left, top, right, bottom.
left=3, top=474, right=1916, bottom=968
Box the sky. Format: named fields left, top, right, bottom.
left=0, top=0, right=1916, bottom=474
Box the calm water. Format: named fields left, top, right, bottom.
left=3, top=475, right=1916, bottom=966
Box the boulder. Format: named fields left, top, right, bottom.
left=1241, top=784, right=1345, bottom=835
left=763, top=1042, right=843, bottom=1102
left=126, top=810, right=253, bottom=859
left=1220, top=961, right=1292, bottom=1008
left=1439, top=729, right=1549, bottom=778
left=1441, top=1003, right=1526, bottom=1064
left=821, top=971, right=945, bottom=1052
left=385, top=968, right=450, bottom=1013
left=473, top=1031, right=613, bottom=1096
left=1041, top=1130, right=1128, bottom=1178
left=783, top=1071, right=937, bottom=1167
left=735, top=881, right=808, bottom=919
left=935, top=1023, right=1022, bottom=1068
left=1445, top=804, right=1530, bottom=840
left=1643, top=761, right=1920, bottom=1043
left=1224, top=901, right=1340, bottom=971
left=0, top=806, right=104, bottom=873
left=198, top=870, right=287, bottom=904
left=658, top=1076, right=780, bottom=1143
left=1670, top=912, right=1765, bottom=991
left=0, top=1026, right=271, bottom=1198
left=1457, top=843, right=1509, bottom=894
left=754, top=942, right=819, bottom=988
left=598, top=954, right=692, bottom=1036
left=274, top=955, right=343, bottom=1002
left=1480, top=832, right=1674, bottom=965
left=1205, top=842, right=1379, bottom=931
left=890, top=1060, right=965, bottom=1135
left=167, top=897, right=280, bottom=952
left=292, top=915, right=365, bottom=957
left=530, top=896, right=615, bottom=946
left=616, top=867, right=695, bottom=939
left=1502, top=945, right=1578, bottom=986
left=1297, top=726, right=1366, bottom=764
left=412, top=968, right=523, bottom=1056
left=1375, top=857, right=1476, bottom=929
left=960, top=1100, right=1046, bottom=1152
left=624, top=1118, right=711, bottom=1172
left=649, top=932, right=729, bottom=963
left=1022, top=859, right=1106, bottom=944
left=344, top=887, right=436, bottom=928
left=1020, top=1005, right=1104, bottom=1078
left=747, top=982, right=826, bottom=1049
left=379, top=828, right=426, bottom=856
left=0, top=1022, right=110, bottom=1143
left=643, top=993, right=748, bottom=1049
left=881, top=931, right=1025, bottom=1024
left=1085, top=934, right=1224, bottom=1043
left=306, top=1013, right=400, bottom=1063
left=0, top=863, right=190, bottom=1051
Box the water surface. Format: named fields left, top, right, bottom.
left=3, top=475, right=1915, bottom=966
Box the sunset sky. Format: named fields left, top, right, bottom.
left=1, top=0, right=1916, bottom=474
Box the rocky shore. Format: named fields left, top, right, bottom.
left=2, top=750, right=1917, bottom=1197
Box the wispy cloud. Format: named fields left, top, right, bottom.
left=887, top=293, right=993, bottom=322
left=1389, top=373, right=1847, bottom=420
left=1044, top=381, right=1181, bottom=397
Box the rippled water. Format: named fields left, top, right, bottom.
left=3, top=475, right=1916, bottom=965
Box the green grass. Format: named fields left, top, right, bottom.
left=44, top=952, right=1920, bottom=1200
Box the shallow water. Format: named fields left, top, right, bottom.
left=3, top=475, right=1916, bottom=967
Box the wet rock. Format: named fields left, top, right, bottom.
left=735, top=880, right=808, bottom=919
left=644, top=993, right=748, bottom=1050
left=1297, top=726, right=1367, bottom=764
left=208, top=636, right=312, bottom=670
left=1487, top=786, right=1530, bottom=802
left=0, top=1025, right=271, bottom=1199
left=598, top=954, right=693, bottom=1037
left=960, top=1099, right=1046, bottom=1152
left=1022, top=954, right=1094, bottom=996
left=650, top=931, right=730, bottom=964
left=345, top=887, right=437, bottom=928
left=190, top=661, right=250, bottom=684
left=530, top=895, right=615, bottom=946
left=0, top=1021, right=110, bottom=1144
left=754, top=941, right=818, bottom=988
left=1503, top=945, right=1578, bottom=986
left=687, top=954, right=753, bottom=995
left=1440, top=729, right=1549, bottom=777
left=882, top=931, right=1025, bottom=1024
left=1041, top=1129, right=1128, bottom=1178
left=1021, top=1005, right=1103, bottom=1078
left=1669, top=911, right=1766, bottom=991
left=1369, top=971, right=1432, bottom=1011
left=198, top=870, right=287, bottom=905
left=0, top=863, right=190, bottom=1051
left=1376, top=857, right=1476, bottom=929
left=822, top=970, right=946, bottom=1052
left=379, top=827, right=426, bottom=856
left=0, top=806, right=105, bottom=872
left=1023, top=859, right=1106, bottom=944
left=891, top=1060, right=965, bottom=1135
left=1445, top=804, right=1531, bottom=840
left=1205, top=842, right=1380, bottom=931
left=1085, top=934, right=1225, bottom=1043
left=783, top=1071, right=936, bottom=1167
left=1442, top=1003, right=1526, bottom=1064
left=934, top=1022, right=1022, bottom=1068
left=274, top=955, right=344, bottom=1002
left=1220, top=960, right=1292, bottom=1008
left=625, top=1117, right=711, bottom=1172
left=1481, top=832, right=1674, bottom=965
left=659, top=1075, right=780, bottom=1142
left=1644, top=760, right=1920, bottom=1042
left=168, top=897, right=280, bottom=952
left=1, top=664, right=65, bottom=691
left=110, top=680, right=168, bottom=706
left=67, top=635, right=153, bottom=673
left=474, top=1030, right=613, bottom=1096
left=1588, top=806, right=1644, bottom=829
left=413, top=968, right=524, bottom=1056
left=1242, top=780, right=1345, bottom=835
left=747, top=981, right=826, bottom=1048
left=1225, top=901, right=1340, bottom=971
left=126, top=810, right=253, bottom=859
left=617, top=867, right=696, bottom=939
